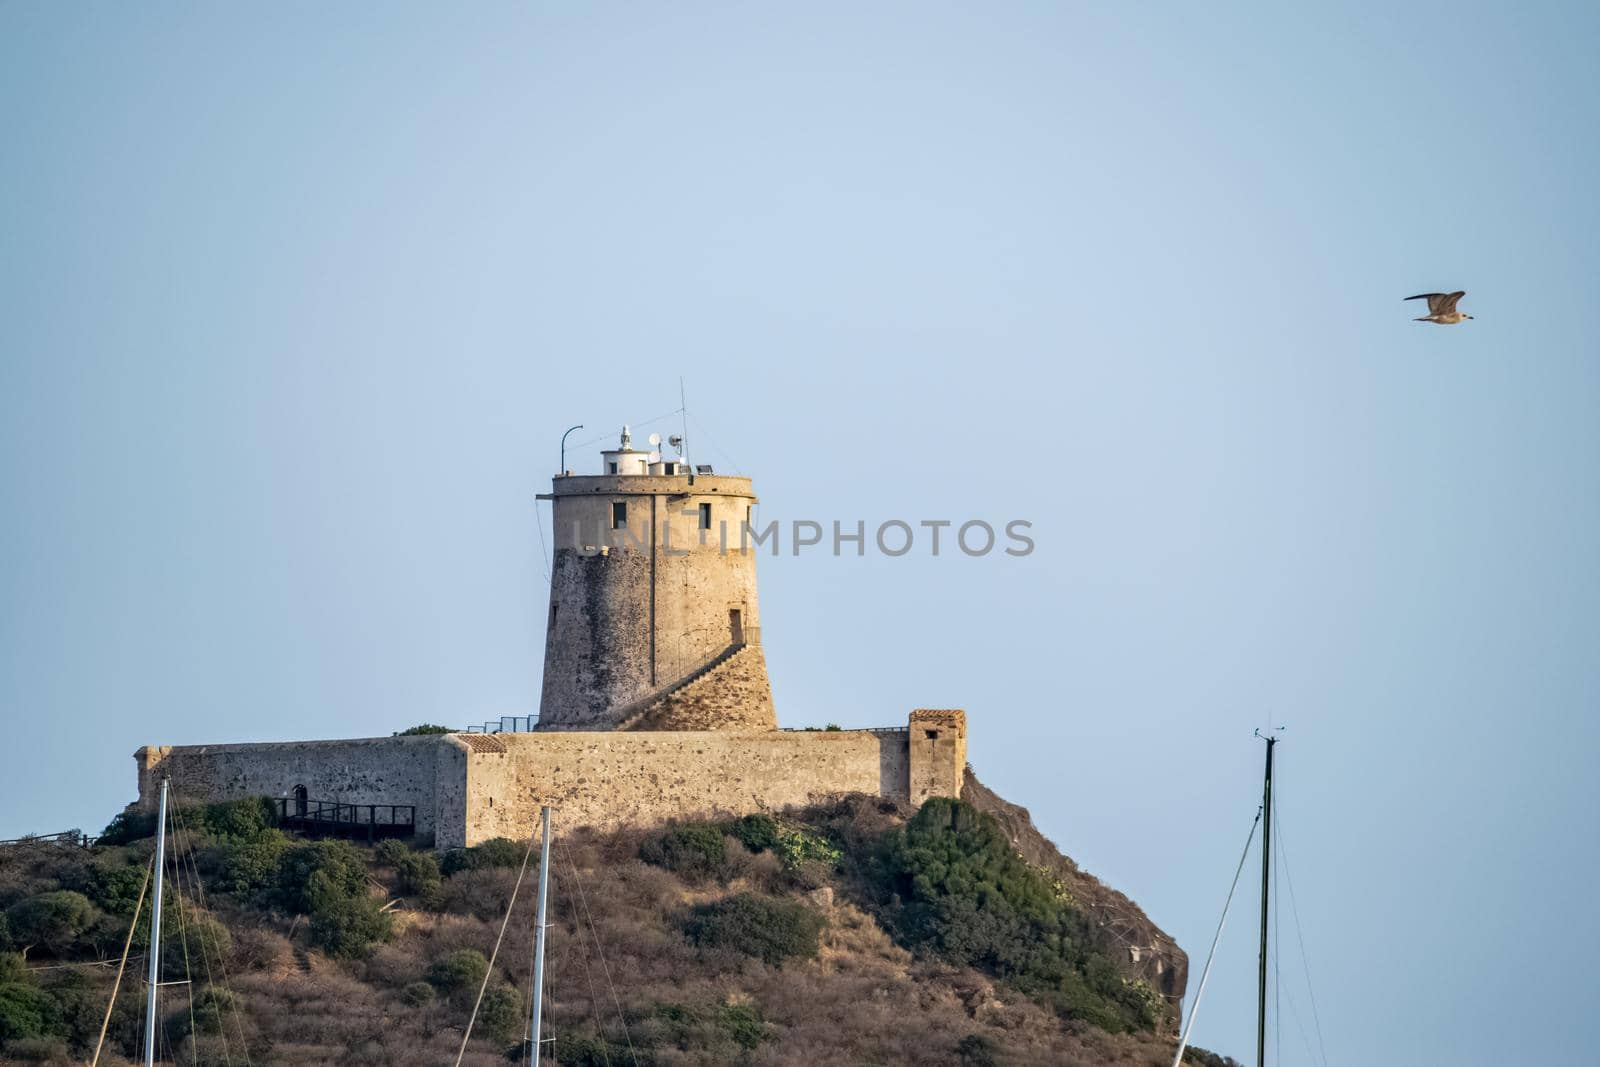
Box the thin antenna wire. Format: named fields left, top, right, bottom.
left=684, top=412, right=743, bottom=475
left=678, top=378, right=690, bottom=472
left=567, top=409, right=682, bottom=453
left=1276, top=800, right=1332, bottom=1067
left=1170, top=805, right=1263, bottom=1067
left=535, top=499, right=552, bottom=586
left=1274, top=806, right=1282, bottom=1067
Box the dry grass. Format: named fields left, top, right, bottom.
left=2, top=800, right=1203, bottom=1066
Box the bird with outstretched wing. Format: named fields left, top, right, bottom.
left=1405, top=291, right=1472, bottom=324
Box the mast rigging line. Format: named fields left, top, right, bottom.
left=1170, top=805, right=1263, bottom=1067
left=91, top=854, right=153, bottom=1067
left=558, top=867, right=614, bottom=1066
left=1274, top=796, right=1332, bottom=1067
left=556, top=837, right=640, bottom=1066
left=452, top=825, right=542, bottom=1067
left=166, top=785, right=254, bottom=1066
left=1273, top=808, right=1281, bottom=1067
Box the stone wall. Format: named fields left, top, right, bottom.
left=135, top=736, right=465, bottom=842
left=460, top=727, right=919, bottom=844
left=132, top=711, right=964, bottom=849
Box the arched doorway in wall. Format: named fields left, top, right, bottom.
left=292, top=784, right=308, bottom=816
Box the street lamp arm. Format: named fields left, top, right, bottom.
left=559, top=424, right=584, bottom=476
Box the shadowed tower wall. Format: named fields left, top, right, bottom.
left=537, top=431, right=775, bottom=731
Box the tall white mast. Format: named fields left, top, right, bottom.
left=143, top=778, right=169, bottom=1067
left=529, top=806, right=553, bottom=1065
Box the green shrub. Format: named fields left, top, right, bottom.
left=82, top=860, right=146, bottom=918
left=476, top=984, right=522, bottom=1045
left=275, top=840, right=369, bottom=914
left=684, top=893, right=823, bottom=965
left=189, top=797, right=278, bottom=841
left=219, top=831, right=290, bottom=897
left=718, top=1003, right=766, bottom=1050
left=553, top=1031, right=642, bottom=1067
left=373, top=840, right=408, bottom=866
left=773, top=826, right=841, bottom=872
left=640, top=824, right=728, bottom=879
left=3, top=892, right=100, bottom=957
left=725, top=814, right=840, bottom=873
left=0, top=981, right=48, bottom=1042
left=377, top=843, right=443, bottom=908
left=164, top=911, right=232, bottom=966
left=400, top=981, right=435, bottom=1006
left=879, top=798, right=1156, bottom=1033
left=426, top=948, right=488, bottom=994
left=440, top=837, right=525, bottom=876
left=97, top=808, right=158, bottom=847
left=956, top=1033, right=1000, bottom=1067
left=39, top=970, right=98, bottom=1049
left=729, top=814, right=781, bottom=852
left=304, top=871, right=391, bottom=957
left=394, top=724, right=454, bottom=736
left=176, top=985, right=238, bottom=1038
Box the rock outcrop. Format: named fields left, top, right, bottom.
left=963, top=768, right=1189, bottom=1026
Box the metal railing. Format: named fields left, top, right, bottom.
left=465, top=715, right=538, bottom=734
left=274, top=799, right=416, bottom=841
left=0, top=830, right=93, bottom=849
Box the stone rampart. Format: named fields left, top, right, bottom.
left=133, top=712, right=962, bottom=850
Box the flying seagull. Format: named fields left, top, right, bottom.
left=1405, top=291, right=1473, bottom=324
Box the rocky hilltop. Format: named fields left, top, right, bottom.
left=962, top=772, right=1189, bottom=1014
left=0, top=780, right=1218, bottom=1066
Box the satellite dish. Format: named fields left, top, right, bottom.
left=647, top=433, right=662, bottom=447
left=668, top=434, right=684, bottom=454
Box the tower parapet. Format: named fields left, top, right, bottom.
left=536, top=427, right=775, bottom=731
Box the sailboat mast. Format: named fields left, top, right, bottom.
left=529, top=806, right=553, bottom=1066
left=1256, top=736, right=1275, bottom=1067
left=143, top=778, right=169, bottom=1067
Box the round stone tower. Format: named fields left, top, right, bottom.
left=536, top=426, right=776, bottom=731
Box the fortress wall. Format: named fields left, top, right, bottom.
left=134, top=736, right=462, bottom=842
left=460, top=727, right=918, bottom=846
left=131, top=712, right=962, bottom=850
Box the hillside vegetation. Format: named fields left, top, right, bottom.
left=0, top=788, right=1232, bottom=1066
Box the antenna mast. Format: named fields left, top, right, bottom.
left=1255, top=730, right=1279, bottom=1067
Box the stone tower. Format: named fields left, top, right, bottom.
left=536, top=427, right=776, bottom=731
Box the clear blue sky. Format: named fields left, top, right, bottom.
left=2, top=4, right=1595, bottom=1063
